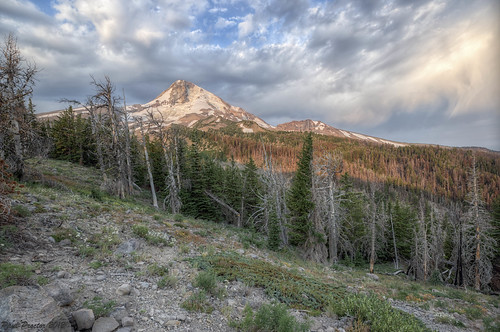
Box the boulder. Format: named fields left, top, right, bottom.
left=44, top=281, right=74, bottom=306
left=0, top=285, right=72, bottom=332
left=92, top=317, right=119, bottom=332
left=72, top=308, right=95, bottom=330
left=115, top=239, right=140, bottom=255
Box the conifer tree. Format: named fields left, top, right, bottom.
left=287, top=132, right=314, bottom=246
left=268, top=207, right=281, bottom=250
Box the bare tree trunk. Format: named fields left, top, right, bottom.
left=123, top=90, right=133, bottom=195
left=139, top=120, right=158, bottom=209
left=390, top=214, right=399, bottom=269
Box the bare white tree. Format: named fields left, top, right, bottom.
left=0, top=33, right=38, bottom=178
left=463, top=154, right=496, bottom=290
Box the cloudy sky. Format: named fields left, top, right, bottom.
left=1, top=0, right=499, bottom=150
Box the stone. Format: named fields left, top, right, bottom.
left=72, top=308, right=95, bottom=330
left=166, top=320, right=181, bottom=326
left=56, top=271, right=70, bottom=279
left=0, top=285, right=72, bottom=332
left=116, top=284, right=131, bottom=296
left=48, top=236, right=56, bottom=243
left=95, top=275, right=107, bottom=281
left=110, top=307, right=128, bottom=322
left=59, top=239, right=71, bottom=246
left=366, top=273, right=379, bottom=281
left=176, top=314, right=187, bottom=321
left=44, top=281, right=74, bottom=306
left=115, top=239, right=140, bottom=255
left=116, top=328, right=133, bottom=332
left=122, top=316, right=134, bottom=327
left=92, top=317, right=119, bottom=332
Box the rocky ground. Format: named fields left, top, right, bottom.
left=1, top=159, right=499, bottom=332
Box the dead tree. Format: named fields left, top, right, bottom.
left=315, top=152, right=344, bottom=264
left=0, top=33, right=38, bottom=179
left=253, top=144, right=289, bottom=245
left=145, top=108, right=182, bottom=214
left=137, top=117, right=158, bottom=209
left=463, top=154, right=496, bottom=290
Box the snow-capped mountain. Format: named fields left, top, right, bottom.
left=38, top=80, right=407, bottom=147
left=129, top=80, right=273, bottom=131
left=276, top=120, right=407, bottom=147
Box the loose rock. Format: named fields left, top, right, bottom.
left=92, top=317, right=119, bottom=332
left=72, top=308, right=95, bottom=330
left=116, top=283, right=131, bottom=296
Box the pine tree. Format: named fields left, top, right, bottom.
left=268, top=207, right=281, bottom=250
left=241, top=157, right=261, bottom=227
left=287, top=132, right=314, bottom=247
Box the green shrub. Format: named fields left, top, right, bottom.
left=181, top=290, right=213, bottom=313
left=158, top=275, right=177, bottom=289
left=173, top=214, right=184, bottom=222
left=12, top=205, right=31, bottom=218
left=0, top=263, right=34, bottom=289
left=194, top=270, right=218, bottom=295
left=428, top=270, right=442, bottom=285
left=83, top=296, right=116, bottom=318
left=52, top=227, right=77, bottom=243
left=147, top=263, right=169, bottom=277
left=90, top=188, right=105, bottom=201
left=464, top=306, right=483, bottom=320
left=328, top=292, right=429, bottom=331
left=233, top=303, right=309, bottom=332
left=132, top=224, right=149, bottom=238
left=0, top=225, right=17, bottom=252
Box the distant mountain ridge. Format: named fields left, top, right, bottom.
left=39, top=80, right=409, bottom=147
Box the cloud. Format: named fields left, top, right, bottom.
left=0, top=0, right=498, bottom=150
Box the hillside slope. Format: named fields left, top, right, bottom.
left=1, top=158, right=499, bottom=331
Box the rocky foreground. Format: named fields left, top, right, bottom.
left=0, top=159, right=498, bottom=332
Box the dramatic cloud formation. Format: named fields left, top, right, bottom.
left=1, top=0, right=499, bottom=149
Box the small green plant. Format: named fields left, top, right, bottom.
left=0, top=225, right=17, bottom=252
left=232, top=303, right=309, bottom=332
left=147, top=263, right=169, bottom=277
left=435, top=315, right=465, bottom=327
left=90, top=188, right=105, bottom=202
left=483, top=317, right=500, bottom=331
left=132, top=224, right=170, bottom=246
left=89, top=261, right=105, bottom=269
left=464, top=306, right=483, bottom=320
left=434, top=299, right=447, bottom=309
left=0, top=263, right=34, bottom=289
left=153, top=214, right=162, bottom=221
left=37, top=276, right=50, bottom=286
left=157, top=275, right=177, bottom=289
left=12, top=205, right=31, bottom=218
left=52, top=227, right=77, bottom=243
left=194, top=270, right=218, bottom=295
left=132, top=224, right=149, bottom=238
left=179, top=244, right=190, bottom=254
left=173, top=213, right=184, bottom=222
left=181, top=290, right=214, bottom=313
left=78, top=244, right=97, bottom=258
left=83, top=296, right=116, bottom=318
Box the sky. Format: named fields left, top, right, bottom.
left=1, top=0, right=499, bottom=150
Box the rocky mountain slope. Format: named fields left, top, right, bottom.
left=128, top=80, right=273, bottom=132
left=1, top=158, right=499, bottom=332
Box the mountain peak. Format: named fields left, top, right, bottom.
left=134, top=80, right=273, bottom=130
